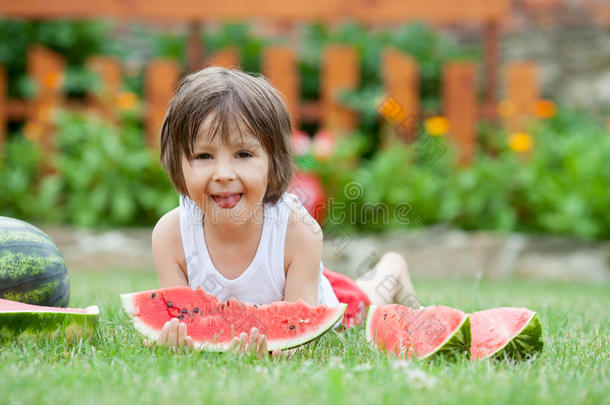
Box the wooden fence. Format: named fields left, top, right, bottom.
left=0, top=44, right=541, bottom=164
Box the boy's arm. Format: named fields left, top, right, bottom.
left=283, top=208, right=323, bottom=306
left=152, top=208, right=189, bottom=288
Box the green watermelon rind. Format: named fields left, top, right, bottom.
left=422, top=314, right=471, bottom=360
left=0, top=306, right=99, bottom=337
left=264, top=303, right=346, bottom=352
left=365, top=305, right=471, bottom=360
left=120, top=291, right=347, bottom=352
left=475, top=311, right=544, bottom=361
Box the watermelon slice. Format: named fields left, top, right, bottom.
left=365, top=304, right=471, bottom=360
left=120, top=287, right=347, bottom=351
left=0, top=298, right=99, bottom=337
left=470, top=307, right=544, bottom=360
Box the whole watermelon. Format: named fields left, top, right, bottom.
left=0, top=217, right=69, bottom=307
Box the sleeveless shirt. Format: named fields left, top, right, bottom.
left=179, top=192, right=340, bottom=308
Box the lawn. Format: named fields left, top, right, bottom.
left=1, top=269, right=608, bottom=405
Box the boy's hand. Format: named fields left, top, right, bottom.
left=229, top=327, right=297, bottom=359
left=144, top=322, right=296, bottom=359
left=144, top=318, right=194, bottom=350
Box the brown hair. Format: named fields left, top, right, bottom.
left=160, top=66, right=294, bottom=204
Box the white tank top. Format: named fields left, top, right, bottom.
left=179, top=192, right=340, bottom=308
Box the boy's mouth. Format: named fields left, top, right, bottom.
left=210, top=193, right=243, bottom=209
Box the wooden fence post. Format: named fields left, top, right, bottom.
left=145, top=59, right=180, bottom=149
left=263, top=46, right=300, bottom=131
left=0, top=65, right=6, bottom=152
left=321, top=45, right=359, bottom=135
left=443, top=61, right=477, bottom=165
left=206, top=47, right=240, bottom=70
left=26, top=46, right=65, bottom=171
left=381, top=47, right=419, bottom=144
left=86, top=56, right=122, bottom=124
left=505, top=61, right=539, bottom=132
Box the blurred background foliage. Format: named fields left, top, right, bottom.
left=0, top=19, right=608, bottom=239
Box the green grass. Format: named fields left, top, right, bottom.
left=1, top=270, right=608, bottom=405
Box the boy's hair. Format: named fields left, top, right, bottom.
left=160, top=66, right=294, bottom=205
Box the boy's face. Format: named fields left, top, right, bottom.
left=181, top=124, right=269, bottom=226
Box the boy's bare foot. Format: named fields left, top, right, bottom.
left=356, top=252, right=419, bottom=307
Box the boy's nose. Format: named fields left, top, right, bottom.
left=212, top=158, right=236, bottom=182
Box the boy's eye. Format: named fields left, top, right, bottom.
left=236, top=151, right=253, bottom=158
left=195, top=153, right=212, bottom=160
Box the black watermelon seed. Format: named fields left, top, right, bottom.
left=151, top=292, right=156, bottom=299
left=181, top=309, right=188, bottom=314
left=177, top=315, right=184, bottom=320
left=289, top=325, right=296, bottom=330
left=193, top=308, right=199, bottom=313
left=167, top=302, right=173, bottom=308
left=253, top=304, right=258, bottom=308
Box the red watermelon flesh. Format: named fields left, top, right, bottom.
left=0, top=298, right=99, bottom=336
left=470, top=307, right=544, bottom=360
left=365, top=304, right=471, bottom=359
left=121, top=287, right=347, bottom=351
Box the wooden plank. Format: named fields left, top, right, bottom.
left=505, top=61, right=539, bottom=132
left=86, top=56, right=122, bottom=124
left=0, top=0, right=510, bottom=22
left=206, top=47, right=239, bottom=70
left=443, top=61, right=477, bottom=165
left=26, top=45, right=65, bottom=165
left=0, top=65, right=5, bottom=152
left=299, top=101, right=322, bottom=123
left=321, top=45, right=359, bottom=134
left=187, top=21, right=203, bottom=73
left=145, top=59, right=180, bottom=149
left=483, top=21, right=499, bottom=118
left=381, top=47, right=419, bottom=142
left=263, top=46, right=300, bottom=130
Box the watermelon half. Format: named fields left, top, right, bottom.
left=121, top=287, right=347, bottom=351
left=365, top=304, right=471, bottom=360
left=470, top=307, right=544, bottom=360
left=0, top=298, right=99, bottom=337
left=0, top=216, right=70, bottom=307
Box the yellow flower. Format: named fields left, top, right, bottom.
left=535, top=100, right=556, bottom=118
left=497, top=100, right=515, bottom=118
left=509, top=132, right=534, bottom=153
left=115, top=91, right=139, bottom=111
left=36, top=104, right=54, bottom=122
left=424, top=116, right=449, bottom=136
left=23, top=121, right=42, bottom=141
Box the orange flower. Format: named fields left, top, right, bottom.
left=509, top=132, right=534, bottom=153
left=115, top=91, right=139, bottom=111
left=377, top=96, right=406, bottom=124
left=42, top=71, right=63, bottom=90
left=535, top=100, right=556, bottom=118
left=424, top=116, right=449, bottom=136
left=497, top=100, right=515, bottom=118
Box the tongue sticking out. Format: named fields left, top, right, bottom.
left=212, top=194, right=242, bottom=209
